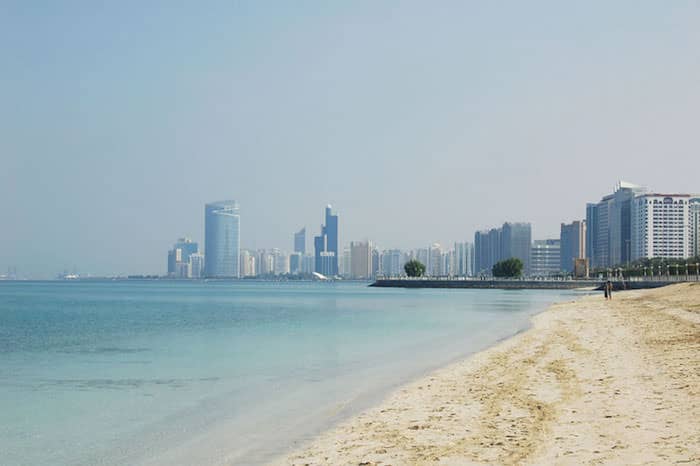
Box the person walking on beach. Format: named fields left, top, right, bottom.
left=604, top=281, right=609, bottom=300
left=606, top=280, right=613, bottom=300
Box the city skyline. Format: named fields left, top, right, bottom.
left=3, top=3, right=700, bottom=277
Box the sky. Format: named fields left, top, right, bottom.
left=2, top=1, right=699, bottom=278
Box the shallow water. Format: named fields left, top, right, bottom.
left=0, top=280, right=577, bottom=465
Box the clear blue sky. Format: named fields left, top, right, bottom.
left=2, top=1, right=699, bottom=277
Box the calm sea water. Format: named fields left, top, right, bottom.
left=0, top=280, right=577, bottom=465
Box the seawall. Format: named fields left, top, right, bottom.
left=369, top=278, right=680, bottom=290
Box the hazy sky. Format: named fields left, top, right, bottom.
left=2, top=1, right=699, bottom=277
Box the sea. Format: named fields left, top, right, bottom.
left=0, top=280, right=579, bottom=465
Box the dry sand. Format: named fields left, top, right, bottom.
left=273, top=283, right=700, bottom=465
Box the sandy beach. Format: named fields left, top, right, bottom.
left=275, top=283, right=700, bottom=465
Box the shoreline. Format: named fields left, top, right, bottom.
left=273, top=283, right=700, bottom=465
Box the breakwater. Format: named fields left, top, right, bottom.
left=370, top=278, right=681, bottom=290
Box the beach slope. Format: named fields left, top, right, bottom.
left=275, top=283, right=700, bottom=465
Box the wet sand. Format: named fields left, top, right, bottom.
left=273, top=283, right=700, bottom=465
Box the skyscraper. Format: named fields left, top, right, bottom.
left=560, top=221, right=586, bottom=273
left=294, top=228, right=306, bottom=254
left=474, top=223, right=531, bottom=275
left=501, top=222, right=532, bottom=275
left=474, top=228, right=502, bottom=276
left=314, top=205, right=338, bottom=276
left=586, top=182, right=647, bottom=268
left=204, top=200, right=240, bottom=278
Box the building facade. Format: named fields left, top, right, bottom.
left=560, top=221, right=586, bottom=273
left=631, top=194, right=693, bottom=261
left=204, top=200, right=240, bottom=278
left=530, top=239, right=561, bottom=277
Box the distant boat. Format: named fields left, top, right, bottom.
left=311, top=272, right=329, bottom=281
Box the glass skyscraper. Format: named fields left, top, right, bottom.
left=204, top=200, right=240, bottom=278
left=314, top=205, right=338, bottom=276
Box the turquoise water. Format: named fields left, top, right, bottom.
left=0, top=281, right=577, bottom=465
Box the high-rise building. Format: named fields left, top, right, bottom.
left=174, top=238, right=198, bottom=263
left=272, top=249, right=290, bottom=275
left=289, top=252, right=302, bottom=274
left=530, top=239, right=561, bottom=277
left=204, top=201, right=240, bottom=278
left=350, top=241, right=372, bottom=279
left=585, top=203, right=599, bottom=269
left=415, top=248, right=429, bottom=272
left=189, top=253, right=204, bottom=279
left=691, top=198, right=700, bottom=258
left=474, top=228, right=502, bottom=276
left=453, top=242, right=474, bottom=277
left=631, top=194, right=694, bottom=261
left=474, top=228, right=502, bottom=275
left=167, top=249, right=178, bottom=276
left=501, top=223, right=532, bottom=274
left=474, top=223, right=531, bottom=275
left=167, top=237, right=199, bottom=278
left=560, top=221, right=586, bottom=273
left=473, top=230, right=491, bottom=276
left=240, top=250, right=256, bottom=277
left=371, top=247, right=380, bottom=278
left=586, top=182, right=647, bottom=268
left=256, top=250, right=274, bottom=275
left=314, top=205, right=339, bottom=276
left=380, top=249, right=404, bottom=277
left=301, top=253, right=315, bottom=274
left=427, top=243, right=442, bottom=276
left=294, top=228, right=306, bottom=254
